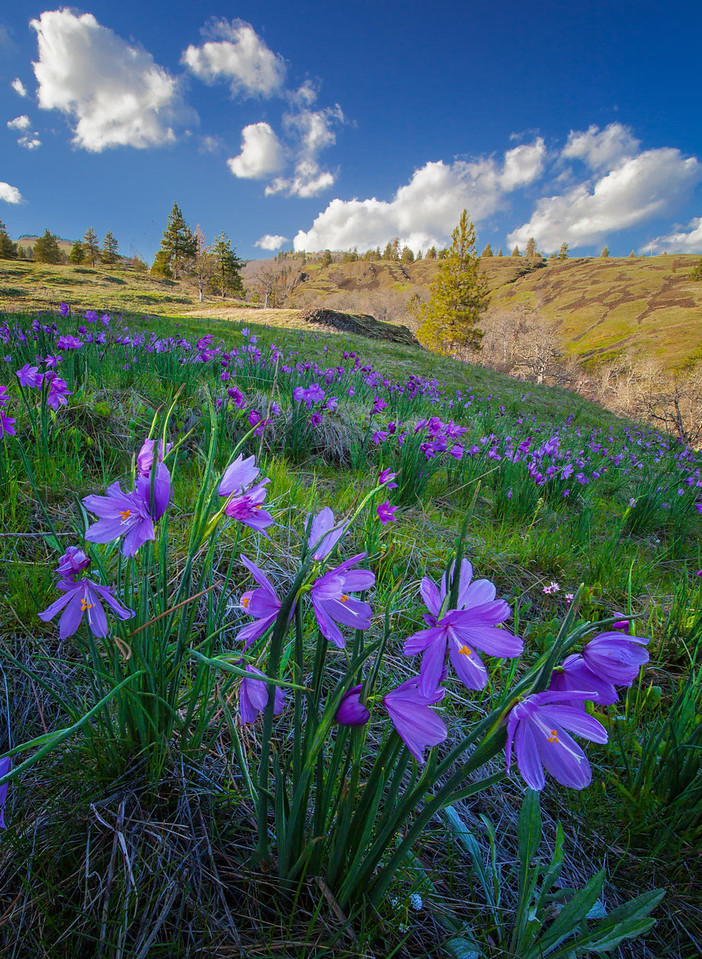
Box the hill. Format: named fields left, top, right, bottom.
left=17, top=234, right=77, bottom=255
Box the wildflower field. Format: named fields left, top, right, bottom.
left=0, top=305, right=699, bottom=958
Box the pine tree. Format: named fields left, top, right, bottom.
left=210, top=232, right=243, bottom=299
left=481, top=243, right=493, bottom=257
left=193, top=225, right=214, bottom=302
left=415, top=210, right=488, bottom=355
left=401, top=245, right=415, bottom=263
left=158, top=202, right=196, bottom=280
left=600, top=246, right=609, bottom=258
left=102, top=231, right=119, bottom=265
left=628, top=250, right=636, bottom=258
left=382, top=241, right=394, bottom=260
left=511, top=245, right=521, bottom=257
left=320, top=250, right=333, bottom=267
left=558, top=242, right=569, bottom=260
left=69, top=241, right=84, bottom=264
left=83, top=227, right=100, bottom=266
left=497, top=248, right=503, bottom=256
left=33, top=229, right=62, bottom=264
left=425, top=246, right=437, bottom=260
left=151, top=249, right=173, bottom=278
left=0, top=221, right=17, bottom=259
left=525, top=237, right=537, bottom=259
left=391, top=237, right=400, bottom=261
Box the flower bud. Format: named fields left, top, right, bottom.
left=335, top=684, right=370, bottom=726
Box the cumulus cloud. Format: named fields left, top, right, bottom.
left=0, top=181, right=22, bottom=204
left=182, top=18, right=285, bottom=97
left=11, top=78, right=27, bottom=97
left=562, top=122, right=639, bottom=170
left=293, top=140, right=546, bottom=251
left=30, top=9, right=191, bottom=152
left=18, top=135, right=41, bottom=150
left=266, top=104, right=344, bottom=198
left=255, top=233, right=288, bottom=251
left=228, top=122, right=284, bottom=178
left=647, top=217, right=702, bottom=254
left=508, top=146, right=701, bottom=252
left=7, top=115, right=31, bottom=131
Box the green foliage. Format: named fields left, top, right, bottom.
left=320, top=249, right=333, bottom=267
left=82, top=227, right=100, bottom=266
left=210, top=232, right=243, bottom=299
left=101, top=230, right=119, bottom=265
left=559, top=241, right=569, bottom=259
left=33, top=229, right=62, bottom=264
left=481, top=243, right=493, bottom=257
left=0, top=220, right=17, bottom=259
left=401, top=245, right=415, bottom=263
left=600, top=246, right=610, bottom=258
left=525, top=237, right=538, bottom=259
left=426, top=245, right=437, bottom=260
left=512, top=245, right=521, bottom=256
left=443, top=793, right=664, bottom=958
left=688, top=257, right=702, bottom=280
left=150, top=248, right=173, bottom=279
left=416, top=210, right=488, bottom=355
left=158, top=202, right=196, bottom=280
left=68, top=241, right=84, bottom=264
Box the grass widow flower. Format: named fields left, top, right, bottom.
left=377, top=500, right=398, bottom=524
left=236, top=555, right=282, bottom=649
left=404, top=559, right=522, bottom=695
left=310, top=553, right=374, bottom=648
left=84, top=482, right=155, bottom=557
left=307, top=506, right=348, bottom=560
left=335, top=684, right=370, bottom=726
left=505, top=690, right=608, bottom=791
left=548, top=654, right=618, bottom=705
left=383, top=677, right=447, bottom=763
left=224, top=479, right=273, bottom=533
left=581, top=630, right=649, bottom=686
left=39, top=573, right=134, bottom=639
left=240, top=665, right=285, bottom=725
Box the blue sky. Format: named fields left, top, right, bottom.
left=1, top=1, right=702, bottom=262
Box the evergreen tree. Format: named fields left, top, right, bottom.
left=211, top=232, right=243, bottom=299
left=382, top=241, right=394, bottom=260
left=558, top=242, right=569, bottom=260
left=33, top=229, right=62, bottom=264
left=481, top=243, right=493, bottom=257
left=511, top=245, right=521, bottom=257
left=600, top=246, right=609, bottom=258
left=391, top=237, right=400, bottom=261
left=415, top=210, right=488, bottom=356
left=401, top=245, right=415, bottom=263
left=425, top=246, right=437, bottom=260
left=68, top=241, right=84, bottom=264
left=525, top=237, right=537, bottom=259
left=83, top=227, right=100, bottom=266
left=320, top=249, right=333, bottom=267
left=158, top=202, right=197, bottom=280
left=415, top=249, right=423, bottom=261
left=497, top=248, right=503, bottom=256
left=17, top=245, right=27, bottom=260
left=0, top=221, right=17, bottom=259
left=151, top=249, right=172, bottom=279
left=628, top=250, right=636, bottom=258
left=102, top=231, right=119, bottom=265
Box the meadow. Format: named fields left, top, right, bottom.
left=0, top=303, right=699, bottom=958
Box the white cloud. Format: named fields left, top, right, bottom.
left=227, top=122, right=284, bottom=178
left=18, top=135, right=41, bottom=150
left=11, top=78, right=27, bottom=97
left=255, top=233, right=288, bottom=251
left=7, top=115, right=31, bottom=131
left=0, top=181, right=22, bottom=204
left=508, top=147, right=701, bottom=252
left=293, top=141, right=546, bottom=251
left=182, top=18, right=285, bottom=97
left=647, top=217, right=702, bottom=254
left=30, top=9, right=191, bottom=152
left=562, top=122, right=639, bottom=170
left=265, top=104, right=344, bottom=198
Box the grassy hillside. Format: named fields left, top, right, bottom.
left=0, top=301, right=699, bottom=957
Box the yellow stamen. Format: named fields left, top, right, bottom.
left=547, top=729, right=559, bottom=743
left=458, top=644, right=472, bottom=656
left=80, top=599, right=94, bottom=611
left=340, top=594, right=349, bottom=603
left=242, top=596, right=250, bottom=608
left=120, top=509, right=131, bottom=521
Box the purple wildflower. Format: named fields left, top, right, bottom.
left=39, top=576, right=134, bottom=639
left=307, top=507, right=348, bottom=560
left=239, top=665, right=285, bottom=724
left=56, top=546, right=91, bottom=581
left=224, top=479, right=273, bottom=533
left=0, top=409, right=15, bottom=437
left=310, top=553, right=374, bottom=648
left=83, top=482, right=155, bottom=557
left=377, top=500, right=398, bottom=525
left=0, top=757, right=10, bottom=829
left=236, top=555, right=282, bottom=648
left=135, top=462, right=171, bottom=521
left=581, top=631, right=649, bottom=686
left=218, top=453, right=259, bottom=496
left=58, top=302, right=69, bottom=316
left=335, top=684, right=371, bottom=727
left=378, top=468, right=398, bottom=489
left=45, top=373, right=71, bottom=411
left=136, top=438, right=172, bottom=476
left=16, top=363, right=43, bottom=388
left=404, top=560, right=522, bottom=695
left=383, top=677, right=447, bottom=763
left=505, top=690, right=608, bottom=790
left=548, top=654, right=618, bottom=705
